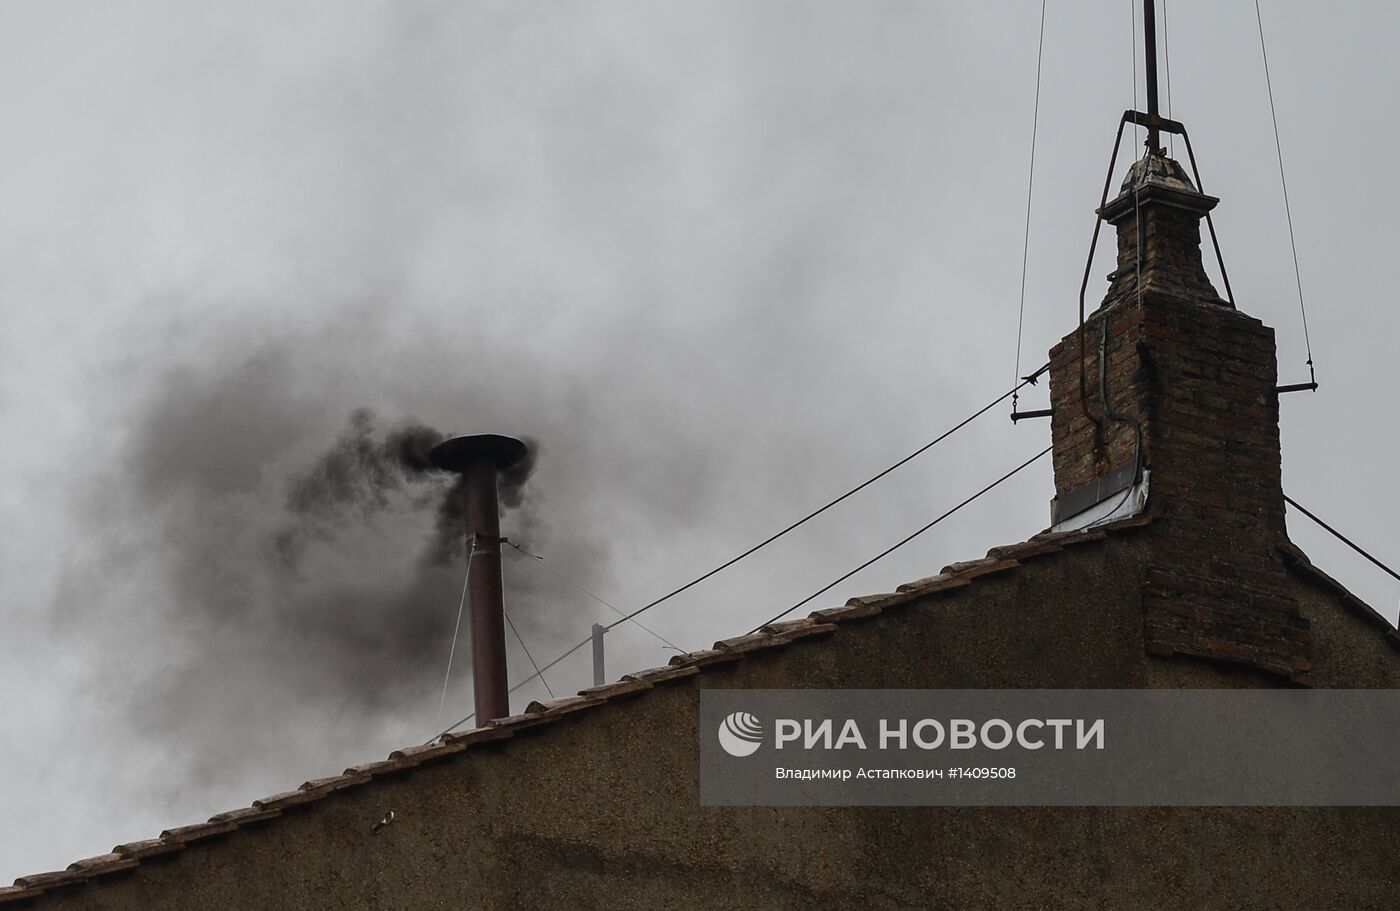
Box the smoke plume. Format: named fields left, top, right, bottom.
left=63, top=332, right=594, bottom=808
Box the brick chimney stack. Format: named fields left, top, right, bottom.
left=1044, top=147, right=1310, bottom=681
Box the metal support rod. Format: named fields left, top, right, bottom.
left=591, top=623, right=606, bottom=687
left=1177, top=126, right=1236, bottom=307
left=1143, top=0, right=1162, bottom=153
left=463, top=459, right=509, bottom=722
left=1077, top=113, right=1131, bottom=426
left=1077, top=111, right=1238, bottom=413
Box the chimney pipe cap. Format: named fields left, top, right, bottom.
left=429, top=434, right=528, bottom=474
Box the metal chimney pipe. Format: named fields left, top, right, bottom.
left=429, top=433, right=528, bottom=723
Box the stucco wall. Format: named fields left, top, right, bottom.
left=21, top=533, right=1400, bottom=910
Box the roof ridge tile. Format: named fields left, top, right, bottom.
left=342, top=758, right=414, bottom=778
left=763, top=619, right=838, bottom=641
left=249, top=791, right=322, bottom=813
left=523, top=694, right=608, bottom=717
left=484, top=712, right=562, bottom=733
left=158, top=820, right=239, bottom=844
left=439, top=725, right=516, bottom=747
left=299, top=772, right=372, bottom=793
left=111, top=838, right=183, bottom=861
left=668, top=647, right=746, bottom=669
left=206, top=806, right=282, bottom=826
left=895, top=573, right=973, bottom=595
left=13, top=871, right=82, bottom=891
left=987, top=540, right=1065, bottom=561
left=840, top=592, right=906, bottom=610
left=712, top=632, right=772, bottom=651
left=65, top=854, right=136, bottom=876
left=623, top=664, right=700, bottom=686
left=812, top=601, right=882, bottom=621
left=937, top=557, right=1020, bottom=578
left=386, top=741, right=467, bottom=765
left=576, top=677, right=654, bottom=700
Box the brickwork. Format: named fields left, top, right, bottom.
left=1100, top=154, right=1226, bottom=307
left=1046, top=151, right=1309, bottom=681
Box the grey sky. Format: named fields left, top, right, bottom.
left=1, top=0, right=1396, bottom=882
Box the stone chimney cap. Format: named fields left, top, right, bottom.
left=1100, top=152, right=1219, bottom=224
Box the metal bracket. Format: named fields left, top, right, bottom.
left=1277, top=360, right=1318, bottom=395
left=1010, top=367, right=1052, bottom=424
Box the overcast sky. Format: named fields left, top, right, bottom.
left=2, top=0, right=1396, bottom=882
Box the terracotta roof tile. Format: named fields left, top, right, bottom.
left=1056, top=527, right=1110, bottom=546
left=986, top=540, right=1065, bottom=562
left=764, top=619, right=839, bottom=641
left=384, top=742, right=463, bottom=767
left=342, top=758, right=414, bottom=778
left=840, top=591, right=910, bottom=611
left=624, top=664, right=701, bottom=686
left=937, top=556, right=1020, bottom=579
left=712, top=632, right=772, bottom=651
left=1026, top=528, right=1078, bottom=545
left=669, top=647, right=746, bottom=669
left=523, top=695, right=606, bottom=717
left=809, top=601, right=884, bottom=622
left=440, top=725, right=516, bottom=747
left=576, top=677, right=654, bottom=700
left=65, top=854, right=136, bottom=877
left=895, top=573, right=972, bottom=594
left=206, top=806, right=282, bottom=826
left=159, top=820, right=239, bottom=845
left=250, top=791, right=322, bottom=813
left=483, top=711, right=560, bottom=733
left=112, top=838, right=183, bottom=861
left=299, top=772, right=372, bottom=793
left=12, top=871, right=81, bottom=891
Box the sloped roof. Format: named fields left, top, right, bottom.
left=1277, top=539, right=1400, bottom=645
left=2, top=512, right=1390, bottom=904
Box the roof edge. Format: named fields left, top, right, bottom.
left=1277, top=541, right=1400, bottom=648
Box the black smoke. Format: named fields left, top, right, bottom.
left=78, top=337, right=581, bottom=802
left=274, top=409, right=446, bottom=572
left=274, top=407, right=540, bottom=578
left=230, top=405, right=540, bottom=711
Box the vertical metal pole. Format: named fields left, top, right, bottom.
left=591, top=623, right=606, bottom=687
left=1143, top=0, right=1162, bottom=153
left=464, top=459, right=509, bottom=722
